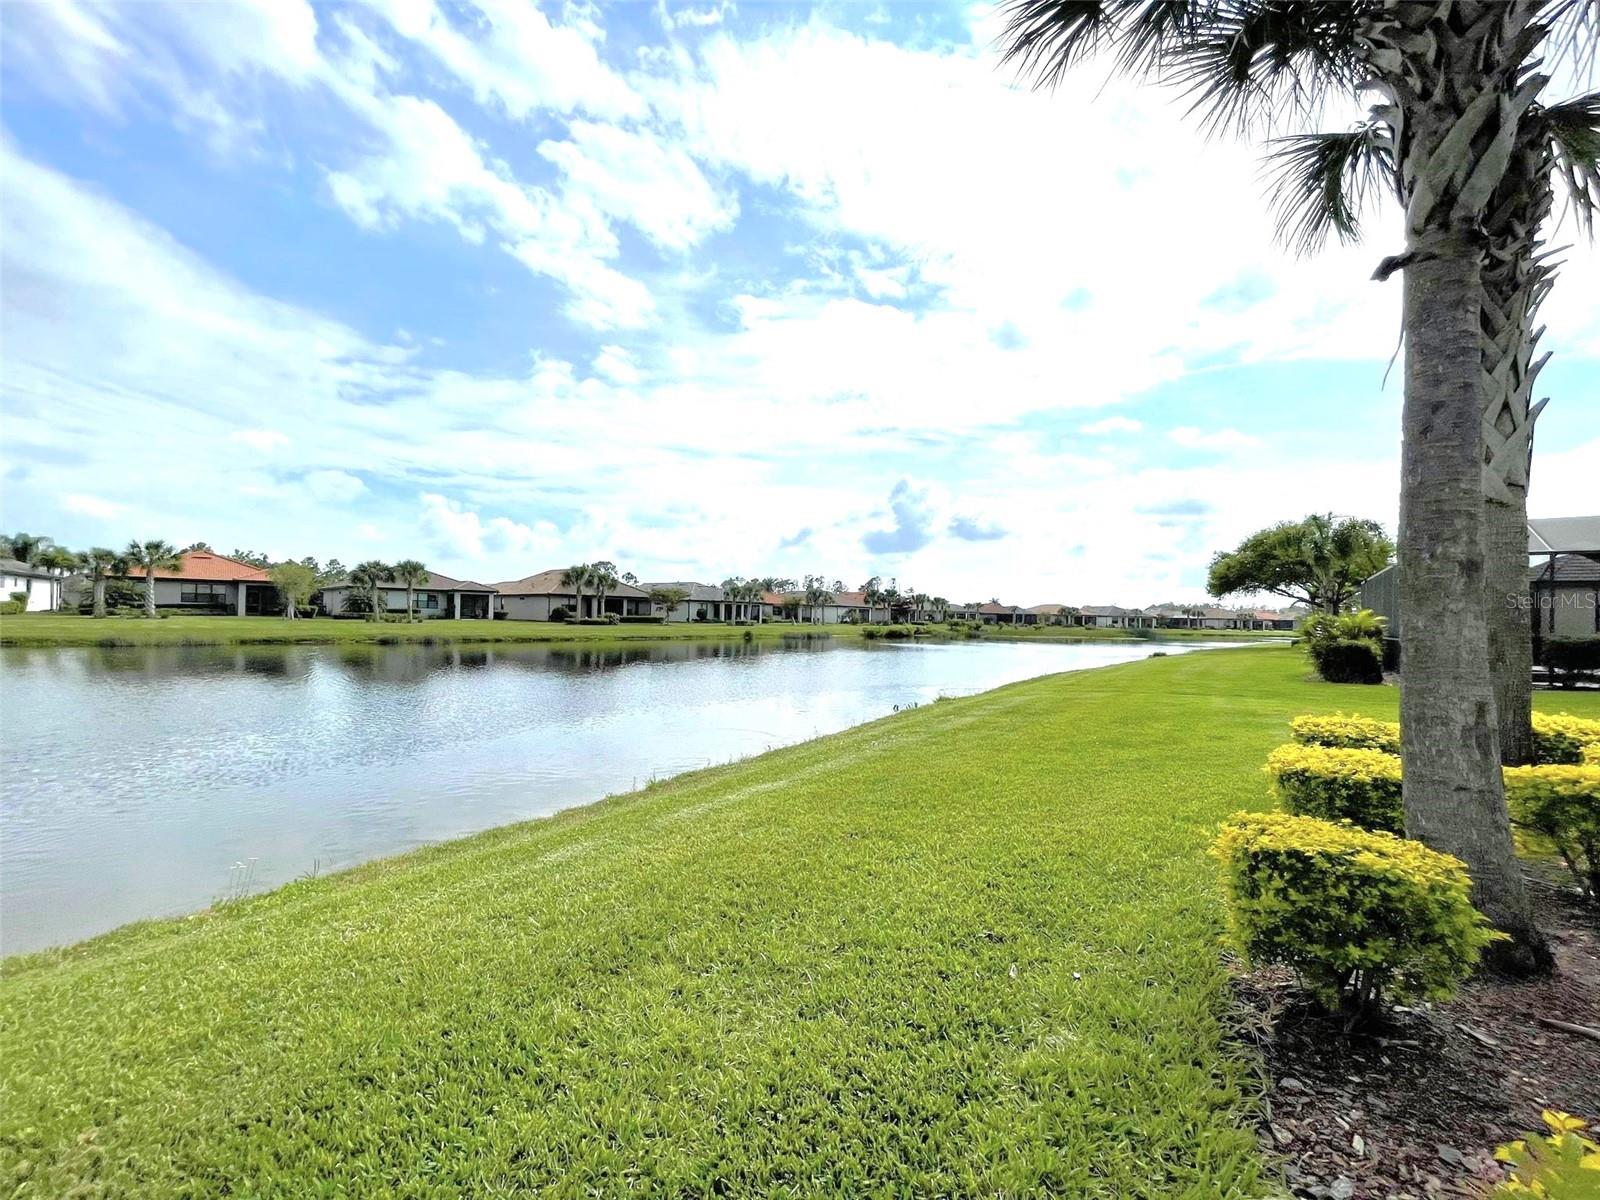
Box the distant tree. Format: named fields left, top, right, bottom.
left=33, top=544, right=78, bottom=611
left=183, top=541, right=213, bottom=553
left=859, top=576, right=883, bottom=623
left=2, top=532, right=53, bottom=564
left=78, top=547, right=129, bottom=618
left=648, top=585, right=689, bottom=618
left=621, top=571, right=639, bottom=586
left=589, top=561, right=620, bottom=619
left=561, top=564, right=593, bottom=620
left=349, top=560, right=392, bottom=622
left=229, top=548, right=271, bottom=568
left=123, top=539, right=183, bottom=618
left=1207, top=514, right=1393, bottom=616
left=929, top=596, right=950, bottom=622
left=802, top=575, right=836, bottom=625
left=270, top=561, right=316, bottom=621
left=391, top=559, right=430, bottom=622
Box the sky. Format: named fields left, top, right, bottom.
left=1, top=0, right=1596, bottom=606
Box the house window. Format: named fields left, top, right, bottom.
left=421, top=593, right=440, bottom=609
left=180, top=583, right=225, bottom=604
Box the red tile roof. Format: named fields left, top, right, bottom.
left=115, top=551, right=272, bottom=582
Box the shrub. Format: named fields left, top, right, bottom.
left=1211, top=811, right=1503, bottom=1021
left=1503, top=764, right=1600, bottom=899
left=1585, top=745, right=1600, bottom=767
left=574, top=616, right=618, bottom=626
left=548, top=606, right=571, bottom=623
left=1265, top=743, right=1404, bottom=832
left=1312, top=638, right=1384, bottom=683
left=1533, top=712, right=1600, bottom=766
left=0, top=599, right=24, bottom=615
left=1491, top=1110, right=1600, bottom=1198
left=1290, top=712, right=1401, bottom=753
left=1542, top=637, right=1600, bottom=689
left=618, top=615, right=665, bottom=624
left=8, top=590, right=27, bottom=604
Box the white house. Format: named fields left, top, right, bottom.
left=2, top=558, right=60, bottom=611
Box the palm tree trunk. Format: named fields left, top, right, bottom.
left=144, top=569, right=156, bottom=618
left=1398, top=246, right=1547, bottom=972
left=1486, top=493, right=1534, bottom=763
left=93, top=576, right=107, bottom=619
left=407, top=585, right=415, bottom=623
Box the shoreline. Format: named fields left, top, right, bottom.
left=0, top=612, right=1295, bottom=650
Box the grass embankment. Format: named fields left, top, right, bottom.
left=0, top=614, right=853, bottom=649
left=0, top=613, right=1286, bottom=649
left=4, top=650, right=1592, bottom=1196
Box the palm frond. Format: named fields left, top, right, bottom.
left=1264, top=120, right=1395, bottom=255
left=1538, top=90, right=1600, bottom=236
left=997, top=1, right=1375, bottom=134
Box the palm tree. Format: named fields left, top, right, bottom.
left=1, top=532, right=52, bottom=564
left=1269, top=95, right=1598, bottom=764
left=802, top=575, right=835, bottom=625
left=122, top=539, right=182, bottom=618
left=589, top=560, right=619, bottom=620
left=34, top=544, right=78, bottom=611
left=78, top=547, right=128, bottom=618
left=998, top=0, right=1594, bottom=971
left=349, top=560, right=392, bottom=622
left=859, top=576, right=883, bottom=624
left=561, top=563, right=593, bottom=620
left=391, top=559, right=430, bottom=622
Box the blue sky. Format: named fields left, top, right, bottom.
left=2, top=0, right=1596, bottom=604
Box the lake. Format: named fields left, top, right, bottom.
left=0, top=636, right=1237, bottom=953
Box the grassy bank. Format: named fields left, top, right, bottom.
left=4, top=650, right=1592, bottom=1196
left=0, top=612, right=1285, bottom=649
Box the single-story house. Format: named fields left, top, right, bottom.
left=978, top=602, right=1026, bottom=625
left=641, top=582, right=763, bottom=623
left=1360, top=514, right=1600, bottom=645
left=1247, top=608, right=1300, bottom=631
left=2, top=558, right=60, bottom=611
left=1076, top=604, right=1147, bottom=628
left=320, top=570, right=497, bottom=619
left=93, top=550, right=278, bottom=615
left=495, top=569, right=650, bottom=621
left=1196, top=606, right=1249, bottom=630
left=1024, top=603, right=1070, bottom=624
left=1531, top=553, right=1600, bottom=638
left=767, top=589, right=872, bottom=624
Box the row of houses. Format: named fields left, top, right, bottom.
left=36, top=550, right=1305, bottom=628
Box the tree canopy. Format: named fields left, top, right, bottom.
left=1207, top=514, right=1393, bottom=614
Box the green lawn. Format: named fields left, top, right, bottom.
left=2, top=649, right=1593, bottom=1197
left=0, top=612, right=1279, bottom=649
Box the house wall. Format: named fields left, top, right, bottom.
left=1535, top=584, right=1600, bottom=638
left=2, top=573, right=55, bottom=611
left=499, top=594, right=564, bottom=621
left=112, top=578, right=243, bottom=611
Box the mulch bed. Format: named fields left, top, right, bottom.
left=1231, top=869, right=1599, bottom=1199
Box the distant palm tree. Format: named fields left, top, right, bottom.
left=859, top=576, right=883, bottom=624
left=349, top=560, right=392, bottom=622
left=391, top=559, right=430, bottom=622
left=589, top=560, right=620, bottom=619
left=802, top=575, right=835, bottom=626
left=1, top=532, right=52, bottom=564
left=123, top=539, right=183, bottom=618
left=78, top=547, right=128, bottom=618
left=34, top=544, right=78, bottom=611
left=561, top=564, right=593, bottom=620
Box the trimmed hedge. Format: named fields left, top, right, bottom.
left=1504, top=764, right=1600, bottom=900
left=1311, top=638, right=1384, bottom=683
left=1533, top=712, right=1600, bottom=766
left=0, top=599, right=25, bottom=616
left=1542, top=636, right=1600, bottom=688
left=618, top=615, right=666, bottom=624
left=1289, top=712, right=1401, bottom=754
left=1265, top=742, right=1404, bottom=832
left=1211, top=811, right=1503, bottom=1019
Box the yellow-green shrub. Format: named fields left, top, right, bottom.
left=1504, top=764, right=1600, bottom=900
left=1290, top=712, right=1401, bottom=753
left=1265, top=742, right=1404, bottom=832
left=1584, top=745, right=1599, bottom=767
left=1533, top=712, right=1600, bottom=766
left=1211, top=811, right=1502, bottom=1019
left=1492, top=1110, right=1600, bottom=1197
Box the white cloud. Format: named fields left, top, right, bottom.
left=1168, top=427, right=1262, bottom=452
left=592, top=345, right=642, bottom=386
left=418, top=492, right=559, bottom=559
left=303, top=469, right=367, bottom=502
left=538, top=120, right=737, bottom=253
left=62, top=492, right=125, bottom=519
left=1081, top=416, right=1143, bottom=436
left=230, top=429, right=291, bottom=451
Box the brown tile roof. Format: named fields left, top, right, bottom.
left=115, top=551, right=272, bottom=582
left=1025, top=603, right=1066, bottom=615
left=494, top=569, right=647, bottom=597
left=978, top=602, right=1017, bottom=614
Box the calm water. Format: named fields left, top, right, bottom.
left=0, top=637, right=1233, bottom=953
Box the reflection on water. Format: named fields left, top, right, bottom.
left=1, top=636, right=1232, bottom=953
